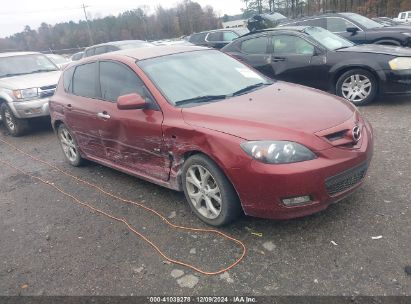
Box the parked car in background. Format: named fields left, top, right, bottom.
left=188, top=28, right=249, bottom=49
left=372, top=17, right=401, bottom=27
left=83, top=40, right=154, bottom=58
left=0, top=52, right=61, bottom=136
left=247, top=12, right=289, bottom=32
left=71, top=51, right=84, bottom=61
left=45, top=54, right=71, bottom=69
left=394, top=11, right=411, bottom=23
left=280, top=12, right=411, bottom=47
left=222, top=26, right=411, bottom=105
left=50, top=46, right=373, bottom=226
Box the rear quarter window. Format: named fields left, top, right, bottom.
left=85, top=48, right=95, bottom=57
left=63, top=66, right=75, bottom=92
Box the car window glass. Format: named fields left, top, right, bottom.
left=94, top=46, right=107, bottom=55
left=99, top=61, right=148, bottom=103
left=408, top=12, right=411, bottom=18
left=241, top=37, right=267, bottom=54
left=63, top=67, right=75, bottom=92
left=85, top=48, right=95, bottom=57
left=400, top=13, right=406, bottom=19
left=207, top=32, right=222, bottom=42
left=300, top=18, right=326, bottom=28
left=272, top=35, right=314, bottom=55
left=189, top=33, right=207, bottom=44
left=326, top=18, right=352, bottom=32
left=223, top=31, right=238, bottom=42
left=72, top=62, right=97, bottom=98
left=106, top=45, right=118, bottom=52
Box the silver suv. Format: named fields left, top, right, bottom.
left=0, top=52, right=61, bottom=136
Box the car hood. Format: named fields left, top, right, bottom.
left=182, top=82, right=356, bottom=151
left=337, top=44, right=411, bottom=56
left=0, top=70, right=61, bottom=90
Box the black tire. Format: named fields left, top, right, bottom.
left=57, top=123, right=85, bottom=167
left=336, top=68, right=378, bottom=106
left=0, top=103, right=29, bottom=136
left=181, top=154, right=242, bottom=226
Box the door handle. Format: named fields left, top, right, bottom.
left=272, top=57, right=286, bottom=62
left=97, top=112, right=111, bottom=120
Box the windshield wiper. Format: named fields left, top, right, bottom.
left=0, top=72, right=29, bottom=78
left=175, top=95, right=227, bottom=106
left=27, top=69, right=58, bottom=74
left=231, top=82, right=271, bottom=96
left=334, top=46, right=351, bottom=50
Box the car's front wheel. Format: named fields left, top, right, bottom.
left=336, top=69, right=378, bottom=106
left=0, top=104, right=29, bottom=136
left=182, top=154, right=242, bottom=227
left=57, top=123, right=84, bottom=167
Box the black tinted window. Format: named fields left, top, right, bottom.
left=94, top=46, right=107, bottom=55
left=99, top=61, right=146, bottom=102
left=300, top=18, right=326, bottom=28
left=207, top=32, right=222, bottom=42
left=63, top=67, right=74, bottom=92
left=72, top=62, right=97, bottom=98
left=85, top=48, right=95, bottom=57
left=241, top=37, right=268, bottom=54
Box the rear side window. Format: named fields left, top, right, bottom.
left=72, top=62, right=97, bottom=98
left=207, top=32, right=222, bottom=42
left=63, top=67, right=75, bottom=92
left=400, top=13, right=406, bottom=19
left=94, top=46, right=107, bottom=55
left=99, top=61, right=147, bottom=102
left=241, top=37, right=268, bottom=54
left=85, top=48, right=95, bottom=57
left=300, top=18, right=326, bottom=28
left=189, top=33, right=207, bottom=44
left=222, top=31, right=238, bottom=42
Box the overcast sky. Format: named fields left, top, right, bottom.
left=0, top=0, right=245, bottom=38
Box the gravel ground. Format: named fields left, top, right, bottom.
left=0, top=95, right=410, bottom=296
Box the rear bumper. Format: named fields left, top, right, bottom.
left=228, top=120, right=374, bottom=220
left=10, top=98, right=50, bottom=119
left=380, top=69, right=411, bottom=95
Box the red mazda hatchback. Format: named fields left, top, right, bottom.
left=50, top=46, right=373, bottom=226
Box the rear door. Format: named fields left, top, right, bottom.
left=96, top=60, right=169, bottom=181
left=230, top=35, right=272, bottom=77
left=64, top=61, right=107, bottom=159
left=270, top=34, right=328, bottom=89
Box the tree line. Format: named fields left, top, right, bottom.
left=242, top=0, right=411, bottom=19
left=0, top=0, right=221, bottom=53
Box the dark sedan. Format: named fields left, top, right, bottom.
left=222, top=26, right=411, bottom=105
left=188, top=28, right=249, bottom=49
left=281, top=13, right=411, bottom=47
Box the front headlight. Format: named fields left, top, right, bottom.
left=240, top=141, right=316, bottom=164
left=12, top=88, right=39, bottom=100
left=388, top=57, right=411, bottom=70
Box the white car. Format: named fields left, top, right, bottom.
left=394, top=11, right=411, bottom=23
left=0, top=52, right=61, bottom=136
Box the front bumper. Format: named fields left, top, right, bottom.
left=228, top=120, right=374, bottom=220
left=10, top=98, right=50, bottom=119
left=381, top=69, right=411, bottom=95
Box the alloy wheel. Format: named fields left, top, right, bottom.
left=59, top=128, right=78, bottom=162
left=341, top=74, right=372, bottom=103
left=185, top=165, right=222, bottom=220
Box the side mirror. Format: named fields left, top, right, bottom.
left=346, top=27, right=359, bottom=34
left=117, top=93, right=146, bottom=110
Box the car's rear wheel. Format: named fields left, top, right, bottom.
left=182, top=154, right=242, bottom=227
left=57, top=124, right=84, bottom=167
left=336, top=69, right=378, bottom=106
left=0, top=104, right=29, bottom=136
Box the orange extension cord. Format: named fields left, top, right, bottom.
left=0, top=137, right=246, bottom=276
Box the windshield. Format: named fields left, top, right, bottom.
left=0, top=54, right=58, bottom=78
left=138, top=50, right=271, bottom=106
left=47, top=54, right=69, bottom=65
left=305, top=26, right=354, bottom=50
left=340, top=13, right=383, bottom=29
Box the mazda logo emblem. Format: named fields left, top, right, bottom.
left=352, top=126, right=361, bottom=142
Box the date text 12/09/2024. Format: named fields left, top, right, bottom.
left=148, top=296, right=257, bottom=303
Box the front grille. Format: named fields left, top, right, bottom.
left=325, top=162, right=368, bottom=196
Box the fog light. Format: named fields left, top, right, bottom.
left=282, top=195, right=311, bottom=206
